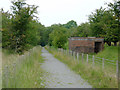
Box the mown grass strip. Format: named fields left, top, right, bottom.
left=46, top=47, right=118, bottom=88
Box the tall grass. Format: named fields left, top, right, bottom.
left=2, top=46, right=45, bottom=88
left=0, top=48, right=2, bottom=89
left=46, top=46, right=118, bottom=88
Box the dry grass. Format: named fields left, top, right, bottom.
left=2, top=46, right=45, bottom=88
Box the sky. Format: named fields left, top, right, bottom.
left=0, top=0, right=114, bottom=27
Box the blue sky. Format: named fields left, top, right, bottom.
left=0, top=0, right=113, bottom=26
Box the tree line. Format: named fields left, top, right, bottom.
left=1, top=0, right=119, bottom=54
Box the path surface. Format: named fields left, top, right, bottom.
left=41, top=48, right=92, bottom=88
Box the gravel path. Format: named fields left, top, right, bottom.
left=41, top=48, right=92, bottom=88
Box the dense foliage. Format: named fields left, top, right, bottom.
left=1, top=0, right=44, bottom=54
left=1, top=0, right=119, bottom=53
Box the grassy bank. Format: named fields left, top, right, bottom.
left=46, top=46, right=118, bottom=88
left=95, top=46, right=118, bottom=61
left=2, top=46, right=45, bottom=88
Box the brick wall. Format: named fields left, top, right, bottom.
left=69, top=37, right=104, bottom=53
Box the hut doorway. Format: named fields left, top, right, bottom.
left=95, top=42, right=102, bottom=53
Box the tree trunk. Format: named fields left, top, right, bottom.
left=107, top=42, right=111, bottom=46
left=114, top=42, right=117, bottom=46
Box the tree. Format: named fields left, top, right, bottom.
left=10, top=0, right=39, bottom=53
left=107, top=0, right=120, bottom=46
left=89, top=6, right=119, bottom=46
left=1, top=9, right=13, bottom=49
left=89, top=7, right=106, bottom=37
left=62, top=20, right=77, bottom=29
left=49, top=26, right=68, bottom=48
left=2, top=0, right=41, bottom=54
left=25, top=20, right=41, bottom=46
left=72, top=22, right=91, bottom=37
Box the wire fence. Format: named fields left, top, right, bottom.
left=2, top=46, right=41, bottom=88
left=54, top=48, right=119, bottom=78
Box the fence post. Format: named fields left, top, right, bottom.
left=5, top=66, right=9, bottom=87
left=73, top=51, right=75, bottom=60
left=87, top=54, right=88, bottom=63
left=82, top=53, right=84, bottom=63
left=13, top=63, right=16, bottom=87
left=102, top=58, right=104, bottom=69
left=69, top=50, right=70, bottom=55
left=61, top=48, right=63, bottom=54
left=69, top=49, right=70, bottom=55
left=63, top=49, right=64, bottom=54
left=77, top=52, right=79, bottom=62
left=92, top=55, right=95, bottom=66
left=71, top=51, right=73, bottom=56
left=71, top=50, right=72, bottom=56
left=116, top=60, right=118, bottom=78
left=28, top=52, right=30, bottom=60
left=60, top=48, right=61, bottom=53
left=66, top=49, right=68, bottom=55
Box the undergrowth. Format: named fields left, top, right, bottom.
left=2, top=46, right=45, bottom=88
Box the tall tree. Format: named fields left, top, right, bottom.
left=62, top=20, right=77, bottom=29
left=89, top=6, right=119, bottom=46
left=72, top=22, right=91, bottom=37
left=10, top=0, right=39, bottom=53
left=107, top=0, right=120, bottom=46
left=1, top=9, right=13, bottom=49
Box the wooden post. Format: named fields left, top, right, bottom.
left=60, top=48, right=62, bottom=53
left=66, top=50, right=67, bottom=55
left=73, top=51, right=75, bottom=60
left=64, top=49, right=65, bottom=54
left=13, top=63, right=16, bottom=87
left=77, top=52, right=79, bottom=61
left=58, top=48, right=59, bottom=54
left=72, top=51, right=73, bottom=56
left=28, top=52, right=30, bottom=60
left=102, top=58, right=104, bottom=69
left=82, top=53, right=84, bottom=63
left=5, top=66, right=9, bottom=87
left=69, top=49, right=70, bottom=55
left=71, top=50, right=72, bottom=56
left=87, top=54, right=88, bottom=63
left=116, top=60, right=118, bottom=78
left=92, top=55, right=95, bottom=66
left=69, top=50, right=70, bottom=55
left=61, top=48, right=63, bottom=53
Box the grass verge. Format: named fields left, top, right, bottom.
left=2, top=46, right=45, bottom=88
left=0, top=48, right=2, bottom=89
left=46, top=46, right=118, bottom=88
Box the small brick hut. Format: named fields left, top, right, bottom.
left=69, top=37, right=104, bottom=53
